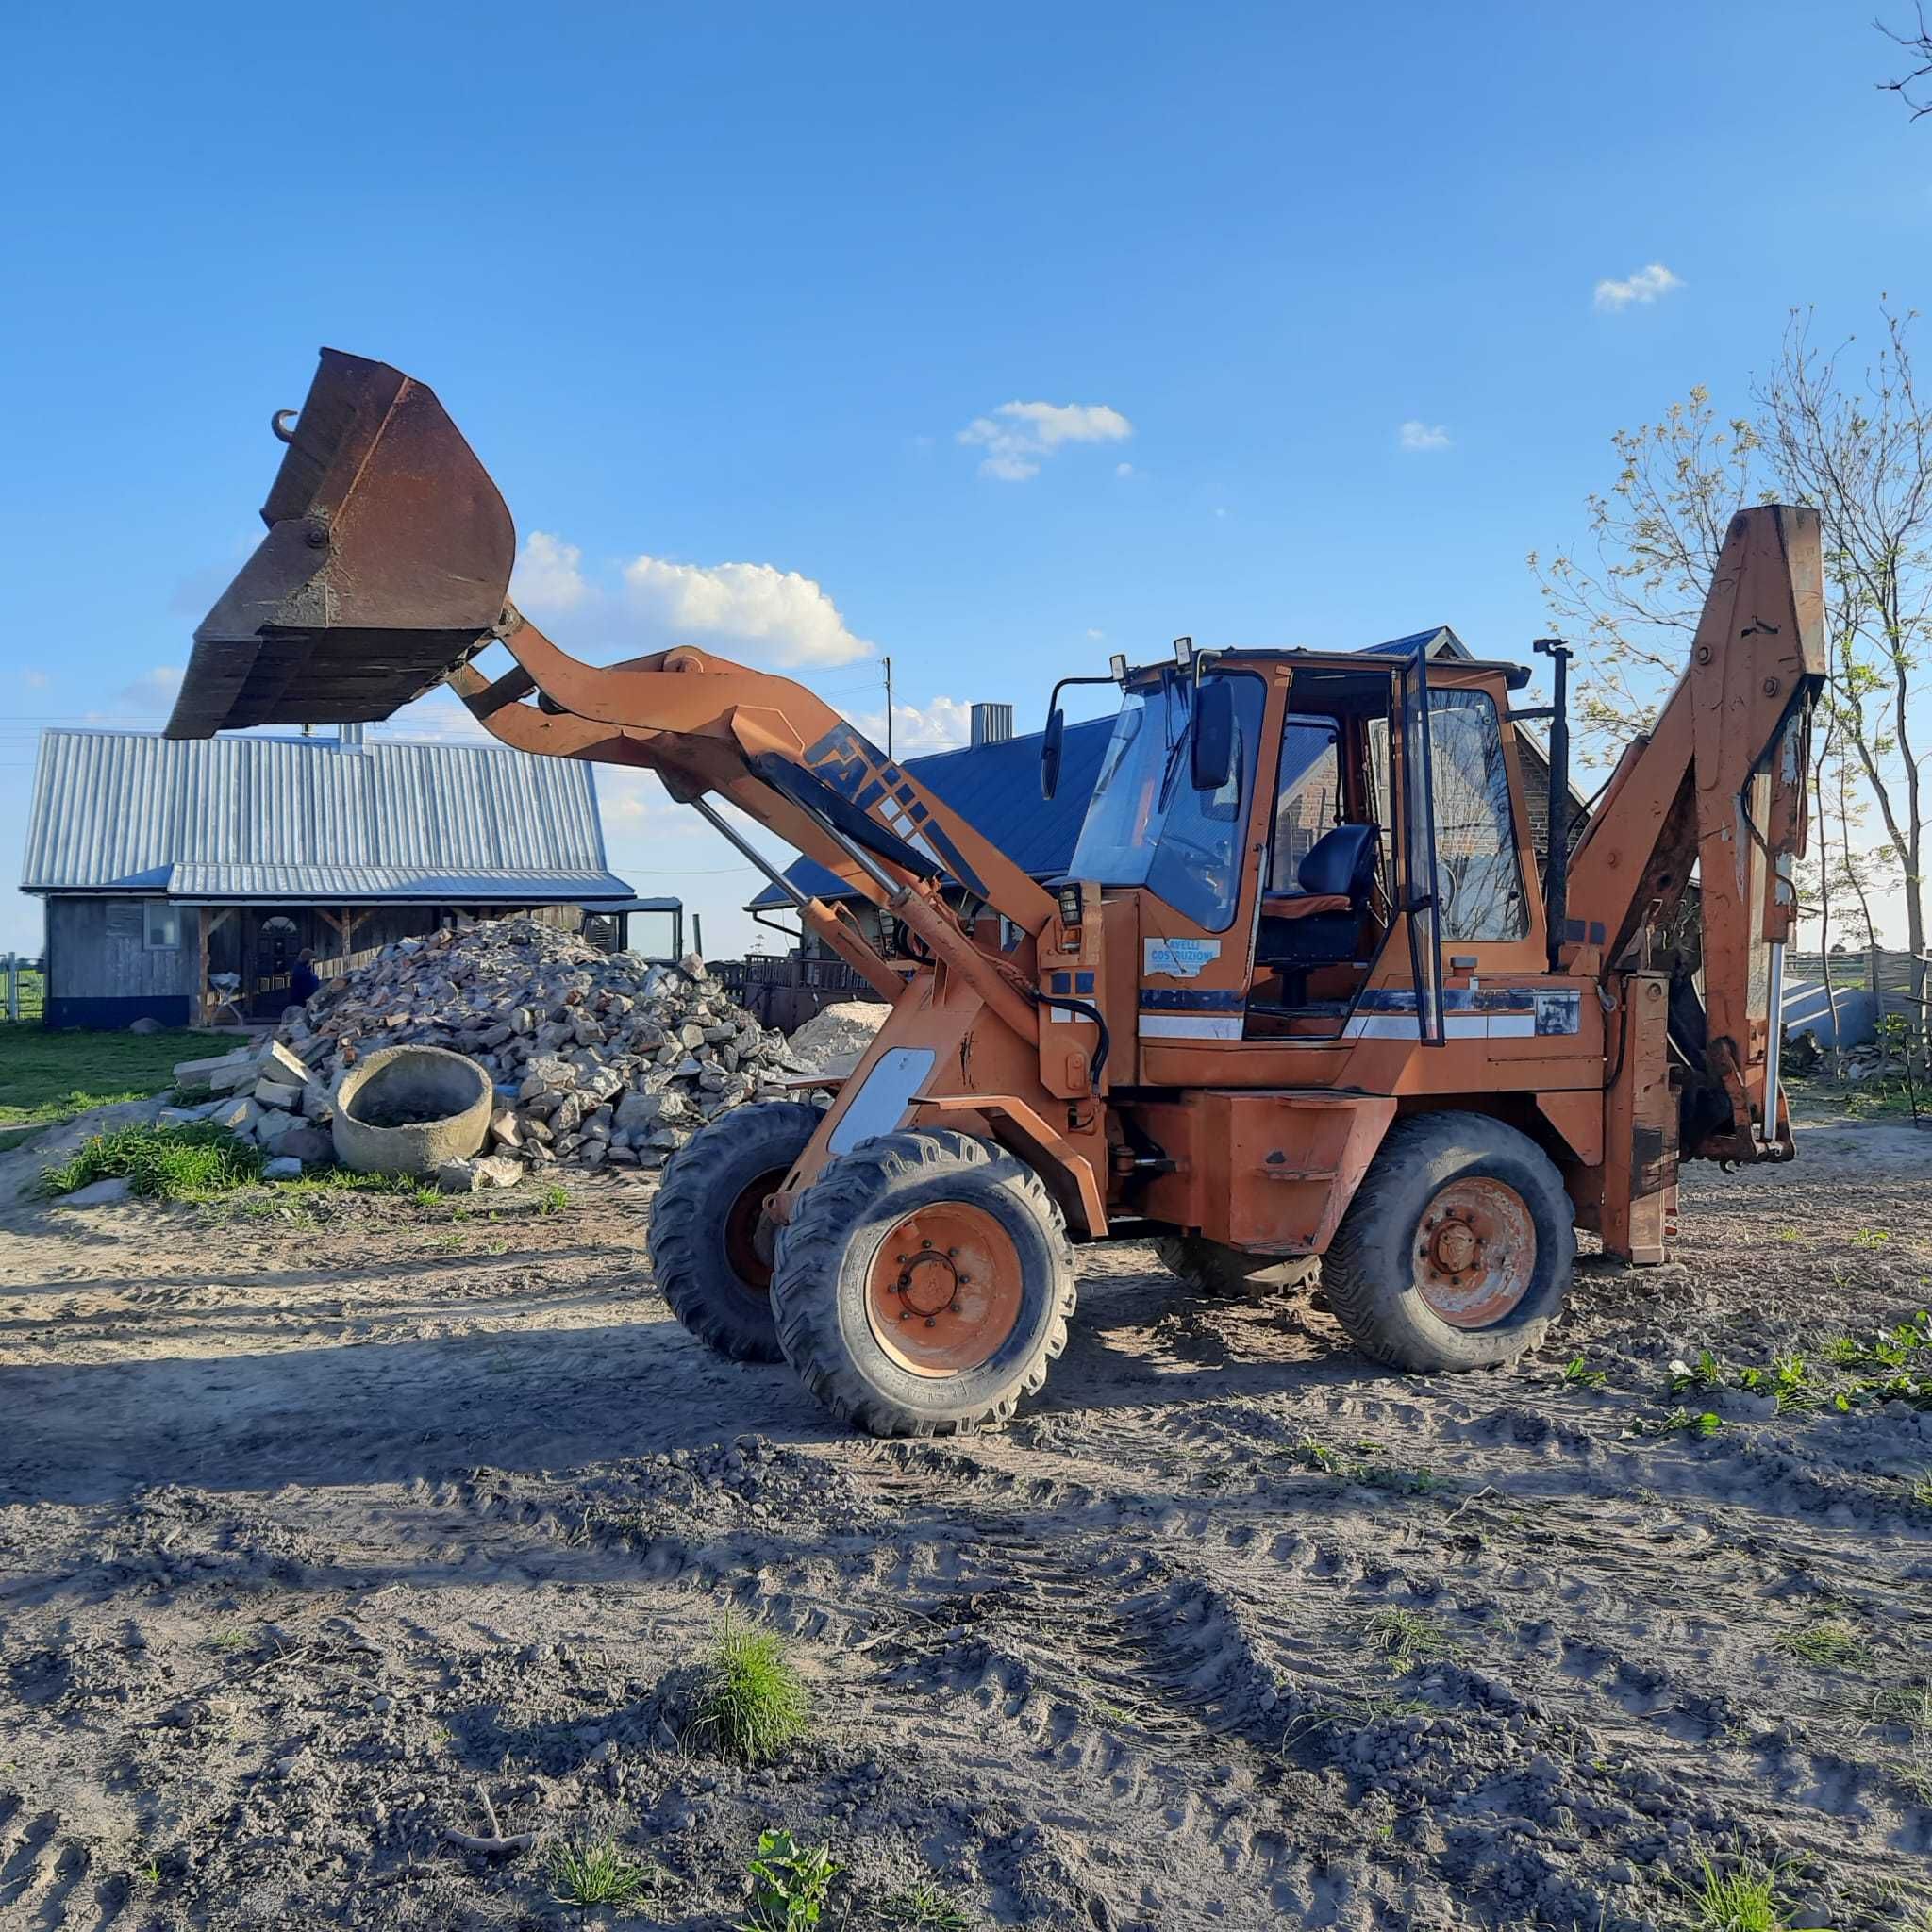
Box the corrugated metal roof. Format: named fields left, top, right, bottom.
left=22, top=728, right=632, bottom=903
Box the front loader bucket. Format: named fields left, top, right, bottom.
left=166, top=350, right=515, bottom=739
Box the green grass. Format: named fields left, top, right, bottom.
left=879, top=1878, right=975, bottom=1928
left=0, top=1025, right=233, bottom=1127
left=1775, top=1618, right=1872, bottom=1669
left=546, top=1838, right=663, bottom=1910
left=738, top=1829, right=839, bottom=1932
left=1652, top=1407, right=1724, bottom=1440
left=1362, top=1607, right=1458, bottom=1667
left=40, top=1121, right=264, bottom=1201
left=692, top=1617, right=809, bottom=1764
left=537, top=1180, right=570, bottom=1212
left=1560, top=1354, right=1608, bottom=1391
left=1674, top=1854, right=1790, bottom=1931
left=1912, top=1471, right=1932, bottom=1509
left=1667, top=1348, right=1727, bottom=1394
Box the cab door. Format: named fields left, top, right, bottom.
left=1398, top=641, right=1446, bottom=1046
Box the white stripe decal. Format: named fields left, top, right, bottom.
left=1139, top=1011, right=1553, bottom=1044
left=1343, top=1013, right=1536, bottom=1040
left=1138, top=1014, right=1244, bottom=1040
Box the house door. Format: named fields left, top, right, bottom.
left=253, top=915, right=300, bottom=1015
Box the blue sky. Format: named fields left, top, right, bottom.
left=5, top=1, right=1925, bottom=957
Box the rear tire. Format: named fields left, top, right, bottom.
left=771, top=1129, right=1074, bottom=1438
left=1323, top=1111, right=1574, bottom=1372
left=647, top=1101, right=825, bottom=1363
left=1152, top=1234, right=1321, bottom=1301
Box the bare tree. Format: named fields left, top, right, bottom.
left=1536, top=307, right=1932, bottom=1033
left=1529, top=389, right=1761, bottom=761
left=1758, top=305, right=1932, bottom=1022
left=1878, top=5, right=1932, bottom=118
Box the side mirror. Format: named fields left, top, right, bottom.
left=1191, top=677, right=1236, bottom=792
left=1041, top=708, right=1065, bottom=799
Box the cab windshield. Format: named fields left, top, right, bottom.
left=1068, top=670, right=1266, bottom=931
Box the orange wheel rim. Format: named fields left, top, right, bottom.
left=722, top=1167, right=787, bottom=1295
left=1411, top=1176, right=1536, bottom=1328
left=866, top=1202, right=1024, bottom=1377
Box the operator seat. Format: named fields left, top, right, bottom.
left=1256, top=822, right=1380, bottom=1006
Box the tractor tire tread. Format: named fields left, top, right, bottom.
left=1322, top=1109, right=1574, bottom=1373
left=773, top=1128, right=1074, bottom=1437
left=647, top=1100, right=826, bottom=1364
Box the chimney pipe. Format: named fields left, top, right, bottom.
left=970, top=703, right=1013, bottom=749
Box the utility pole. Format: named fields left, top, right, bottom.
left=882, top=655, right=893, bottom=759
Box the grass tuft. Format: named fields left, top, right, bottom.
left=880, top=1878, right=975, bottom=1928
left=546, top=1837, right=661, bottom=1910
left=40, top=1121, right=264, bottom=1201
left=538, top=1180, right=570, bottom=1213
left=1912, top=1471, right=1932, bottom=1510
left=1362, top=1607, right=1458, bottom=1667
left=692, top=1616, right=809, bottom=1764
left=1674, top=1853, right=1790, bottom=1932
left=1775, top=1618, right=1872, bottom=1670
left=1560, top=1354, right=1608, bottom=1391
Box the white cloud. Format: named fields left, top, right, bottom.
left=21, top=668, right=49, bottom=690
left=621, top=556, right=872, bottom=668
left=1399, top=420, right=1452, bottom=453
left=1115, top=461, right=1136, bottom=478
left=505, top=530, right=874, bottom=669
left=1594, top=262, right=1683, bottom=310
left=847, top=695, right=972, bottom=757
left=91, top=665, right=182, bottom=718
left=958, top=400, right=1133, bottom=481
left=511, top=531, right=590, bottom=614
left=1085, top=627, right=1106, bottom=641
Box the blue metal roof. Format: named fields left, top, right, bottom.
left=22, top=728, right=634, bottom=904
left=748, top=630, right=1467, bottom=914
left=749, top=715, right=1117, bottom=909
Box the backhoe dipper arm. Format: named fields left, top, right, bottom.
left=1565, top=505, right=1827, bottom=1160
left=162, top=348, right=1059, bottom=1020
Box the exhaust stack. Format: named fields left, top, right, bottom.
left=167, top=350, right=516, bottom=740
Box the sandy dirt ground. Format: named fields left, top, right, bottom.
left=4, top=1118, right=1932, bottom=1931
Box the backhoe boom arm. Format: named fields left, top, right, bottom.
left=1565, top=505, right=1826, bottom=1159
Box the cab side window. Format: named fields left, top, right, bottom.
left=1429, top=690, right=1527, bottom=941
left=1269, top=722, right=1340, bottom=892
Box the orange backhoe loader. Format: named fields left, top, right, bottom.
left=168, top=351, right=1825, bottom=1437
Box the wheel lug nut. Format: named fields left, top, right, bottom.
left=924, top=1317, right=937, bottom=1328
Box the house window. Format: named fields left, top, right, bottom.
left=144, top=901, right=182, bottom=950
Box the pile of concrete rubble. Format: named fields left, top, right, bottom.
left=170, top=918, right=827, bottom=1178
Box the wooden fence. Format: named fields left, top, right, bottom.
left=713, top=954, right=890, bottom=1033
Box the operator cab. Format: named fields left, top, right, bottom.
left=1047, top=639, right=1539, bottom=1051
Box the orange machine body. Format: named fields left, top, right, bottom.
left=168, top=350, right=1826, bottom=1278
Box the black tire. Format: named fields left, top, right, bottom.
left=647, top=1101, right=825, bottom=1363
left=1151, top=1234, right=1321, bottom=1301
left=1323, top=1111, right=1574, bottom=1372
left=770, top=1129, right=1074, bottom=1438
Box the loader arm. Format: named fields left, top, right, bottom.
left=164, top=349, right=1060, bottom=1019
left=1565, top=504, right=1827, bottom=1162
